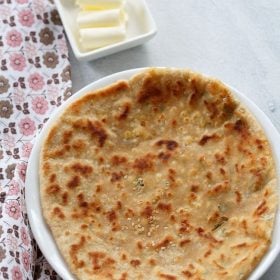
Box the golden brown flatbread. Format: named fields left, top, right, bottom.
left=40, top=68, right=277, bottom=280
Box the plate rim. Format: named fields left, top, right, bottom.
left=26, top=67, right=280, bottom=280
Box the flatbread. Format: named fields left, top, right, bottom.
left=40, top=68, right=278, bottom=280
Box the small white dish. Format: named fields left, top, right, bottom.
left=54, top=0, right=157, bottom=61
left=26, top=68, right=280, bottom=280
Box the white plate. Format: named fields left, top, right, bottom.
left=26, top=68, right=280, bottom=280
left=54, top=0, right=157, bottom=61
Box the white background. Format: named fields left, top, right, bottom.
left=69, top=1, right=280, bottom=278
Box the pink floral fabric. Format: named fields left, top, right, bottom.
left=0, top=0, right=72, bottom=279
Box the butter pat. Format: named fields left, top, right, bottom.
left=77, top=9, right=125, bottom=28
left=76, top=0, right=124, bottom=10
left=80, top=25, right=126, bottom=49
left=76, top=0, right=128, bottom=51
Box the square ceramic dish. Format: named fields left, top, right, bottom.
left=26, top=68, right=280, bottom=280
left=54, top=0, right=157, bottom=61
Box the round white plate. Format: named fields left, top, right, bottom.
left=26, top=68, right=280, bottom=280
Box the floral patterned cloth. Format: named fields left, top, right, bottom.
left=0, top=0, right=71, bottom=279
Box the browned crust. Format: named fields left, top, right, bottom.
left=40, top=68, right=277, bottom=280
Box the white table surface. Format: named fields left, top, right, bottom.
left=68, top=0, right=280, bottom=279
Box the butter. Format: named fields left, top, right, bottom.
left=76, top=0, right=124, bottom=10
left=80, top=25, right=126, bottom=49
left=77, top=8, right=125, bottom=28
left=76, top=0, right=127, bottom=51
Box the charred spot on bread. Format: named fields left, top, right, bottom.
left=46, top=184, right=60, bottom=195
left=117, top=102, right=131, bottom=121
left=155, top=140, right=179, bottom=151
left=132, top=154, right=154, bottom=173
left=199, top=134, right=220, bottom=146
left=69, top=162, right=93, bottom=177
left=67, top=175, right=80, bottom=189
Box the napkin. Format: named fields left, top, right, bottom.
left=0, top=0, right=71, bottom=279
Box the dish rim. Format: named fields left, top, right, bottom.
left=26, top=67, right=280, bottom=280
left=53, top=0, right=157, bottom=61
